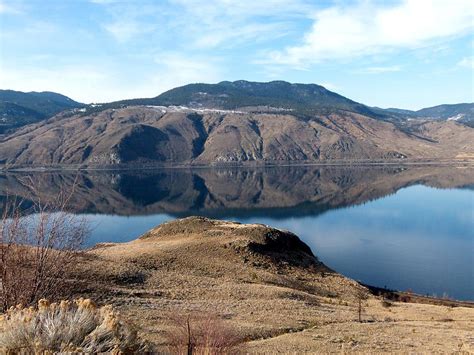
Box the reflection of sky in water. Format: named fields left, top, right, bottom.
left=84, top=185, right=474, bottom=300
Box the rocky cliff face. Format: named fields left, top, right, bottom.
left=0, top=105, right=472, bottom=168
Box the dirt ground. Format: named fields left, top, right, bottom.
left=74, top=216, right=474, bottom=353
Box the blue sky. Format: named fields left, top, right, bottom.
left=0, top=0, right=473, bottom=109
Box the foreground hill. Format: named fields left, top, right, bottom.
left=0, top=105, right=473, bottom=168
left=74, top=217, right=474, bottom=353
left=0, top=90, right=83, bottom=133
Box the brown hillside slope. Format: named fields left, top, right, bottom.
left=0, top=106, right=473, bottom=167
left=74, top=217, right=474, bottom=353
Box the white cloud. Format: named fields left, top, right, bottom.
left=170, top=0, right=312, bottom=48
left=151, top=53, right=223, bottom=89
left=0, top=54, right=223, bottom=103
left=359, top=65, right=402, bottom=74
left=89, top=0, right=119, bottom=3
left=0, top=65, right=112, bottom=103
left=103, top=21, right=155, bottom=42
left=94, top=0, right=312, bottom=46
left=320, top=82, right=339, bottom=91
left=268, top=0, right=474, bottom=67
left=458, top=56, right=474, bottom=69
left=0, top=0, right=22, bottom=14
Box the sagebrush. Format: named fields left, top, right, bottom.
left=0, top=298, right=150, bottom=354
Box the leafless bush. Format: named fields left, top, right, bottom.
left=355, top=288, right=369, bottom=323
left=166, top=313, right=241, bottom=354
left=0, top=178, right=89, bottom=311
left=0, top=298, right=151, bottom=353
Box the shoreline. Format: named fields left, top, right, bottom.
left=1, top=159, right=474, bottom=172
left=362, top=283, right=474, bottom=307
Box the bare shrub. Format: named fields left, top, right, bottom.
left=355, top=288, right=369, bottom=323
left=0, top=298, right=151, bottom=353
left=166, top=313, right=241, bottom=354
left=400, top=295, right=411, bottom=303
left=0, top=179, right=89, bottom=311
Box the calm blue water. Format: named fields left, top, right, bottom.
left=1, top=167, right=473, bottom=300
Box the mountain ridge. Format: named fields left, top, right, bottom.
left=0, top=90, right=84, bottom=133
left=0, top=81, right=472, bottom=168
left=88, top=80, right=473, bottom=123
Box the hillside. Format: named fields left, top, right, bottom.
left=0, top=105, right=472, bottom=168
left=73, top=217, right=474, bottom=353
left=0, top=90, right=83, bottom=133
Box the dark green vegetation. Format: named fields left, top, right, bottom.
left=85, top=80, right=392, bottom=122
left=0, top=90, right=83, bottom=133
left=83, top=80, right=474, bottom=126
left=416, top=103, right=474, bottom=127
left=121, top=80, right=382, bottom=116
left=377, top=103, right=474, bottom=127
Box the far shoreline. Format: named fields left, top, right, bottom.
left=1, top=159, right=473, bottom=173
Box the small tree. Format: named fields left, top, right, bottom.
left=0, top=179, right=89, bottom=311
left=166, top=313, right=241, bottom=354
left=356, top=288, right=369, bottom=323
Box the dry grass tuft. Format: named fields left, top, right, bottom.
left=0, top=298, right=151, bottom=354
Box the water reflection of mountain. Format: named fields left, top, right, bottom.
left=1, top=165, right=473, bottom=218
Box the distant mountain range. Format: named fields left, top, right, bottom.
left=0, top=90, right=84, bottom=133
left=1, top=82, right=473, bottom=132
left=0, top=81, right=472, bottom=168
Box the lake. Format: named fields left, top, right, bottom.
left=1, top=165, right=473, bottom=300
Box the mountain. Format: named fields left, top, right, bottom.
left=0, top=90, right=84, bottom=133
left=88, top=81, right=473, bottom=127
left=0, top=81, right=472, bottom=168
left=415, top=103, right=474, bottom=127
left=90, top=80, right=390, bottom=120
left=0, top=105, right=472, bottom=168
left=373, top=103, right=474, bottom=127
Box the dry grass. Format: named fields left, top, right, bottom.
left=0, top=298, right=150, bottom=354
